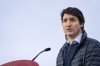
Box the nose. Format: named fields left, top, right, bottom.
left=66, top=21, right=72, bottom=27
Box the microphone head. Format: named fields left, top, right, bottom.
left=44, top=48, right=51, bottom=51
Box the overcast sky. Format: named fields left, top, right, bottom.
left=0, top=0, right=100, bottom=66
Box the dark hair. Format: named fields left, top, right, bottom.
left=61, top=7, right=85, bottom=32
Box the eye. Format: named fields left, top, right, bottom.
left=70, top=18, right=76, bottom=21
left=63, top=19, right=67, bottom=23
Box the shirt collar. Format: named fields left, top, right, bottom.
left=66, top=33, right=82, bottom=45
left=74, top=33, right=82, bottom=44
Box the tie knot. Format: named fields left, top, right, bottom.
left=72, top=41, right=78, bottom=44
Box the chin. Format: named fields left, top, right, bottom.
left=67, top=34, right=73, bottom=36
left=66, top=32, right=74, bottom=36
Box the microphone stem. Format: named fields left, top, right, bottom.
left=32, top=50, right=44, bottom=61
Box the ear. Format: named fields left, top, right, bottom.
left=81, top=23, right=83, bottom=28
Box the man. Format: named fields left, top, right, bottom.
left=56, top=7, right=100, bottom=66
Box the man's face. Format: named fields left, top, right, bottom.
left=62, top=13, right=83, bottom=37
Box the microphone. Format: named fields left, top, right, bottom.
left=32, top=47, right=51, bottom=61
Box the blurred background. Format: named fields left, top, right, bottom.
left=0, top=0, right=100, bottom=66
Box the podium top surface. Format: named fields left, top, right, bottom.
left=1, top=60, right=39, bottom=66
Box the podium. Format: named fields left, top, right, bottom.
left=0, top=48, right=51, bottom=66
left=1, top=60, right=39, bottom=66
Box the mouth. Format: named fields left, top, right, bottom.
left=66, top=29, right=72, bottom=32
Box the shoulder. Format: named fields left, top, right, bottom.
left=56, top=44, right=66, bottom=66
left=87, top=37, right=100, bottom=45
left=57, top=44, right=66, bottom=56
left=86, top=37, right=100, bottom=50
left=57, top=43, right=67, bottom=58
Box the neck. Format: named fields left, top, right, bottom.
left=67, top=30, right=82, bottom=44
